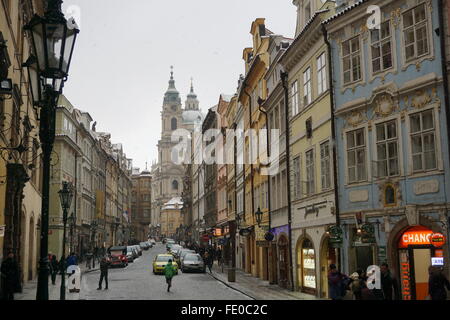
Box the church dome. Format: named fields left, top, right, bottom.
left=182, top=110, right=204, bottom=124
left=164, top=66, right=181, bottom=104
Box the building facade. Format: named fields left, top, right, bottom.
left=326, top=0, right=450, bottom=300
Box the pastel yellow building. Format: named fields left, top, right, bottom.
left=238, top=18, right=271, bottom=280
left=279, top=0, right=336, bottom=298
left=160, top=197, right=183, bottom=238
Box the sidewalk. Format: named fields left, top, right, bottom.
left=209, top=263, right=323, bottom=300
left=15, top=263, right=99, bottom=300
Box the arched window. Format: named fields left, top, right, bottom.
left=172, top=180, right=179, bottom=190
left=171, top=118, right=177, bottom=130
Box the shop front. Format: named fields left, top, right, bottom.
left=298, top=238, right=317, bottom=295
left=269, top=225, right=290, bottom=288
left=396, top=226, right=446, bottom=300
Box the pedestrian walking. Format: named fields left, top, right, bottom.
left=216, top=248, right=222, bottom=266
left=97, top=257, right=110, bottom=290
left=428, top=266, right=450, bottom=300
left=379, top=263, right=399, bottom=300
left=164, top=259, right=176, bottom=292
left=1, top=251, right=21, bottom=300
left=67, top=252, right=77, bottom=267
left=349, top=270, right=365, bottom=300
left=327, top=264, right=349, bottom=300
left=203, top=252, right=213, bottom=273
left=50, top=255, right=59, bottom=285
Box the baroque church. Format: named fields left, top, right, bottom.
left=151, top=68, right=203, bottom=234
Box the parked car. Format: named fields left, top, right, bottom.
left=126, top=246, right=138, bottom=262
left=140, top=242, right=150, bottom=250
left=149, top=239, right=156, bottom=246
left=134, top=244, right=142, bottom=256
left=152, top=254, right=179, bottom=275
left=181, top=253, right=205, bottom=273
left=165, top=239, right=176, bottom=250
left=108, top=246, right=128, bottom=268
left=179, top=249, right=196, bottom=266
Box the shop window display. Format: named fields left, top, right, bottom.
left=302, top=239, right=316, bottom=292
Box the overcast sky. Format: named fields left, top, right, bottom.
left=61, top=0, right=297, bottom=171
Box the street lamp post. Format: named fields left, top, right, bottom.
left=255, top=207, right=263, bottom=227
left=24, top=0, right=79, bottom=301
left=58, top=181, right=74, bottom=301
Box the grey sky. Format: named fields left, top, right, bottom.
left=61, top=0, right=296, bottom=171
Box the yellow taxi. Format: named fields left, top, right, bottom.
left=152, top=254, right=179, bottom=275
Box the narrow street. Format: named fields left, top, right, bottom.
left=79, top=244, right=251, bottom=300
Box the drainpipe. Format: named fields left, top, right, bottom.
left=258, top=98, right=273, bottom=282
left=243, top=88, right=255, bottom=223
left=244, top=87, right=256, bottom=275
left=280, top=71, right=295, bottom=292
left=257, top=99, right=271, bottom=231
left=438, top=0, right=450, bottom=269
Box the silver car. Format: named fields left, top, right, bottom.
left=181, top=253, right=205, bottom=273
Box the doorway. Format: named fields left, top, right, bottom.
left=278, top=235, right=289, bottom=288
left=397, top=226, right=437, bottom=300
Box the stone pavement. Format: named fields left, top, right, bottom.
left=209, top=263, right=324, bottom=300
left=15, top=263, right=99, bottom=300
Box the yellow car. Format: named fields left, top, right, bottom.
left=152, top=254, right=179, bottom=275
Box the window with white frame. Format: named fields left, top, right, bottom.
left=403, top=4, right=429, bottom=61
left=371, top=21, right=393, bottom=73
left=410, top=110, right=436, bottom=172
left=347, top=128, right=367, bottom=183
left=376, top=120, right=399, bottom=177
left=306, top=149, right=315, bottom=195
left=320, top=142, right=331, bottom=190
left=342, top=36, right=361, bottom=85
left=317, top=53, right=327, bottom=95
left=291, top=80, right=299, bottom=117
left=293, top=156, right=301, bottom=199
left=303, top=67, right=312, bottom=106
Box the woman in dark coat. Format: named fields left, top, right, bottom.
left=1, top=251, right=21, bottom=300
left=428, top=266, right=450, bottom=300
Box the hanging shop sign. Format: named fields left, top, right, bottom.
left=328, top=225, right=343, bottom=248
left=256, top=225, right=269, bottom=242
left=264, top=232, right=274, bottom=242
left=398, top=227, right=433, bottom=248
left=239, top=228, right=251, bottom=237
left=361, top=223, right=376, bottom=243
left=214, top=228, right=222, bottom=237
left=0, top=225, right=5, bottom=237
left=430, top=233, right=446, bottom=248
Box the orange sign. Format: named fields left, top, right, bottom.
left=431, top=233, right=446, bottom=248
left=214, top=228, right=222, bottom=237
left=398, top=227, right=433, bottom=248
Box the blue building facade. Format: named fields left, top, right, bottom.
left=325, top=0, right=450, bottom=300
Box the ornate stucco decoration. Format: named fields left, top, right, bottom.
left=345, top=110, right=368, bottom=128
left=411, top=89, right=432, bottom=109
left=374, top=94, right=398, bottom=118
left=378, top=180, right=402, bottom=207
left=390, top=8, right=402, bottom=28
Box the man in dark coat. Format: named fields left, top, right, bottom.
left=327, top=264, right=348, bottom=300
left=50, top=255, right=59, bottom=285
left=428, top=266, right=450, bottom=300
left=97, top=257, right=110, bottom=290
left=1, top=251, right=21, bottom=300
left=380, top=263, right=399, bottom=300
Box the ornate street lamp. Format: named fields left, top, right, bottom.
left=255, top=207, right=263, bottom=227
left=235, top=212, right=242, bottom=230
left=58, top=181, right=74, bottom=301
left=24, top=0, right=80, bottom=301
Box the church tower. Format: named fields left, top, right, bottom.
left=152, top=67, right=186, bottom=229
